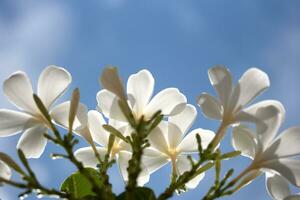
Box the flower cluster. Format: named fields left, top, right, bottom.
left=0, top=65, right=299, bottom=200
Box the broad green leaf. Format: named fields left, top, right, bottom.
left=61, top=168, right=103, bottom=199
left=117, top=187, right=156, bottom=200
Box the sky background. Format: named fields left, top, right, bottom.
left=1, top=1, right=300, bottom=199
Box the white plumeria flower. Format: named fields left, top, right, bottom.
left=266, top=173, right=300, bottom=200
left=75, top=111, right=150, bottom=186
left=197, top=66, right=270, bottom=125
left=0, top=161, right=11, bottom=184
left=144, top=104, right=215, bottom=190
left=232, top=102, right=300, bottom=191
left=50, top=101, right=91, bottom=142
left=97, top=69, right=187, bottom=122
left=0, top=66, right=72, bottom=158
left=51, top=104, right=150, bottom=186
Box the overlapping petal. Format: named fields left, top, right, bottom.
left=262, top=158, right=300, bottom=187
left=255, top=105, right=283, bottom=150
left=208, top=66, right=232, bottom=109
left=142, top=151, right=169, bottom=174
left=230, top=68, right=270, bottom=113
left=3, top=71, right=38, bottom=115
left=232, top=125, right=257, bottom=159
left=197, top=93, right=223, bottom=120
left=147, top=126, right=169, bottom=155
left=0, top=109, right=36, bottom=137
left=177, top=128, right=215, bottom=153
left=97, top=90, right=126, bottom=122
left=127, top=69, right=154, bottom=117
left=144, top=88, right=187, bottom=118
left=176, top=155, right=205, bottom=189
left=168, top=104, right=197, bottom=138
left=37, top=66, right=71, bottom=109
left=266, top=173, right=291, bottom=200
left=17, top=125, right=48, bottom=158
left=74, top=147, right=106, bottom=168
left=50, top=101, right=88, bottom=131
left=264, top=127, right=300, bottom=159
left=88, top=110, right=108, bottom=147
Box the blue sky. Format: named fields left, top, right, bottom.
left=1, top=1, right=300, bottom=199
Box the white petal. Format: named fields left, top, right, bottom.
left=266, top=173, right=290, bottom=200
left=0, top=161, right=11, bottom=181
left=88, top=110, right=109, bottom=147
left=127, top=70, right=154, bottom=117
left=118, top=151, right=150, bottom=186
left=96, top=89, right=127, bottom=122
left=143, top=148, right=169, bottom=173
left=167, top=122, right=184, bottom=149
left=145, top=88, right=187, bottom=119
left=285, top=195, right=300, bottom=200
left=17, top=125, right=47, bottom=158
left=169, top=104, right=197, bottom=137
left=147, top=126, right=169, bottom=154
left=265, top=127, right=300, bottom=159
left=37, top=66, right=71, bottom=109
left=230, top=68, right=270, bottom=112
left=50, top=101, right=88, bottom=130
left=232, top=125, right=257, bottom=159
left=255, top=105, right=283, bottom=149
left=262, top=158, right=300, bottom=187
left=243, top=100, right=286, bottom=124
left=176, top=155, right=204, bottom=189
left=74, top=147, right=106, bottom=168
left=178, top=128, right=215, bottom=153
left=3, top=71, right=39, bottom=114
left=208, top=66, right=233, bottom=109
left=108, top=119, right=128, bottom=130
left=197, top=93, right=223, bottom=120
left=0, top=109, right=35, bottom=137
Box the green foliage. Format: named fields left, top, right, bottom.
left=117, top=187, right=156, bottom=200
left=61, top=168, right=104, bottom=199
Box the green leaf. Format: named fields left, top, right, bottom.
left=69, top=88, right=80, bottom=132
left=0, top=152, right=24, bottom=175
left=61, top=168, right=103, bottom=199
left=100, top=67, right=127, bottom=101
left=103, top=125, right=129, bottom=143
left=117, top=187, right=156, bottom=200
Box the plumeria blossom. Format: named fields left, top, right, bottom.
left=97, top=69, right=187, bottom=122
left=0, top=66, right=72, bottom=158
left=144, top=104, right=215, bottom=189
left=0, top=161, right=11, bottom=184
left=266, top=173, right=300, bottom=200
left=74, top=110, right=150, bottom=186
left=232, top=102, right=300, bottom=195
left=197, top=66, right=270, bottom=125
left=51, top=103, right=150, bottom=186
